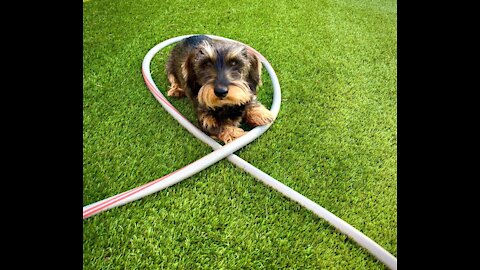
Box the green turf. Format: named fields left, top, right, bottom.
left=83, top=0, right=397, bottom=269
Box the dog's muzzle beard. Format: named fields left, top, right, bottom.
left=197, top=80, right=252, bottom=109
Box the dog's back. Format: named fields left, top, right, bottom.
left=183, top=35, right=212, bottom=48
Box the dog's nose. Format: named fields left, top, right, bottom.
left=214, top=85, right=228, bottom=98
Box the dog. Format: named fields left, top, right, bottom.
left=165, top=35, right=273, bottom=144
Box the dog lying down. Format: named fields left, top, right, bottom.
left=166, top=35, right=273, bottom=144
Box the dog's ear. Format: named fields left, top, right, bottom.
left=181, top=53, right=198, bottom=90
left=245, top=48, right=262, bottom=94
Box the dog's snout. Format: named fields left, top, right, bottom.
left=214, top=85, right=228, bottom=98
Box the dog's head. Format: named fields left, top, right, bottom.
left=182, top=40, right=262, bottom=109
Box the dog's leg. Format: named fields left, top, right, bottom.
left=217, top=125, right=246, bottom=144
left=244, top=99, right=273, bottom=127
left=198, top=112, right=220, bottom=135
left=167, top=73, right=186, bottom=98
left=198, top=110, right=245, bottom=143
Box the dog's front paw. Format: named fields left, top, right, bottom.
left=167, top=86, right=186, bottom=98
left=245, top=105, right=273, bottom=127
left=218, top=126, right=246, bottom=144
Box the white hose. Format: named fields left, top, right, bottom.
left=83, top=35, right=397, bottom=270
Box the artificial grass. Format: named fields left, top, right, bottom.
left=83, top=0, right=397, bottom=269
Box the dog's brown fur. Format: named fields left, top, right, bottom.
left=166, top=35, right=273, bottom=143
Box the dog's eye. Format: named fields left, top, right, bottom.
left=200, top=59, right=212, bottom=67
left=229, top=60, right=237, bottom=66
